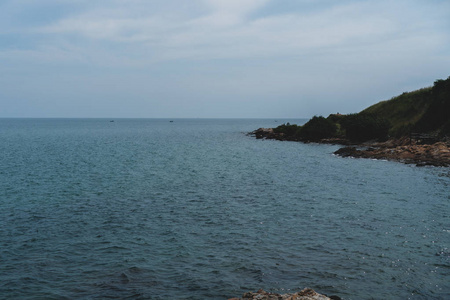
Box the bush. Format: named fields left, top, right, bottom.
left=339, top=113, right=390, bottom=142
left=439, top=120, right=450, bottom=137
left=298, top=116, right=337, bottom=141
left=273, top=122, right=301, bottom=137
left=414, top=76, right=450, bottom=134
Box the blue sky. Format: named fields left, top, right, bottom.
left=1, top=0, right=449, bottom=118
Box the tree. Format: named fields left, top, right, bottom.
left=299, top=116, right=337, bottom=141
left=339, top=113, right=390, bottom=142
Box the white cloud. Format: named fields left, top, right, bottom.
left=1, top=0, right=449, bottom=117
left=32, top=0, right=442, bottom=65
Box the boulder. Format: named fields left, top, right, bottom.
left=229, top=288, right=340, bottom=300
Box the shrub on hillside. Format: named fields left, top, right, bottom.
left=439, top=120, right=450, bottom=138
left=298, top=116, right=337, bottom=141
left=340, top=113, right=390, bottom=142
left=414, top=76, right=450, bottom=134
left=273, top=122, right=301, bottom=137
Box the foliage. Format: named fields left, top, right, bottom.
left=440, top=120, right=450, bottom=137
left=273, top=117, right=337, bottom=141
left=361, top=76, right=450, bottom=138
left=273, top=122, right=301, bottom=137
left=362, top=87, right=432, bottom=136
left=298, top=116, right=337, bottom=141
left=413, top=76, right=450, bottom=136
left=339, top=113, right=390, bottom=142
left=271, top=76, right=450, bottom=142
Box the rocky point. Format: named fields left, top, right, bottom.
left=229, top=288, right=341, bottom=300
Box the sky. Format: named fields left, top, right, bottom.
left=1, top=0, right=449, bottom=118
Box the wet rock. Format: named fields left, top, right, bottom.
left=333, top=147, right=359, bottom=158
left=230, top=288, right=340, bottom=300
left=250, top=126, right=450, bottom=167
left=334, top=141, right=450, bottom=167
left=250, top=128, right=279, bottom=140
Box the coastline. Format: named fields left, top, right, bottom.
left=250, top=128, right=450, bottom=167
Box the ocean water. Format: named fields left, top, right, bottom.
left=0, top=118, right=448, bottom=300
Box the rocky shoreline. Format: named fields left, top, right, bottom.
left=229, top=288, right=341, bottom=300
left=250, top=128, right=450, bottom=167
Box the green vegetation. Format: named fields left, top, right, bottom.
left=273, top=117, right=337, bottom=142
left=361, top=88, right=432, bottom=137
left=299, top=116, right=337, bottom=141
left=413, top=78, right=450, bottom=137
left=273, top=122, right=301, bottom=137
left=274, top=76, right=450, bottom=142
left=339, top=113, right=390, bottom=142
left=362, top=76, right=450, bottom=138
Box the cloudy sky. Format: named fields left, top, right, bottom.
left=1, top=0, right=449, bottom=118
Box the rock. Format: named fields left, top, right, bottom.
left=250, top=128, right=279, bottom=140
left=230, top=288, right=340, bottom=300
left=250, top=126, right=450, bottom=167
left=333, top=141, right=450, bottom=167
left=333, top=147, right=359, bottom=158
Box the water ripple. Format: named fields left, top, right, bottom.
left=0, top=119, right=448, bottom=299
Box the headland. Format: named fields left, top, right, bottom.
left=250, top=76, right=450, bottom=167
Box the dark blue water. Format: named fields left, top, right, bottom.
left=0, top=119, right=448, bottom=299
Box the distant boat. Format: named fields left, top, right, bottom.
left=110, top=120, right=114, bottom=122
left=170, top=120, right=174, bottom=122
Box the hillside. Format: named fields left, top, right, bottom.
left=361, top=87, right=432, bottom=136
left=362, top=76, right=450, bottom=137
left=251, top=76, right=450, bottom=166
left=262, top=76, right=450, bottom=143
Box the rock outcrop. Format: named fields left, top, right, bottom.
left=251, top=128, right=283, bottom=140
left=250, top=128, right=450, bottom=167
left=334, top=141, right=450, bottom=167
left=249, top=128, right=350, bottom=144
left=229, top=288, right=341, bottom=300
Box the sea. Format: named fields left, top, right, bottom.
left=0, top=118, right=448, bottom=300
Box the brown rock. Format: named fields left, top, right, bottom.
left=229, top=288, right=337, bottom=300
left=334, top=140, right=450, bottom=167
